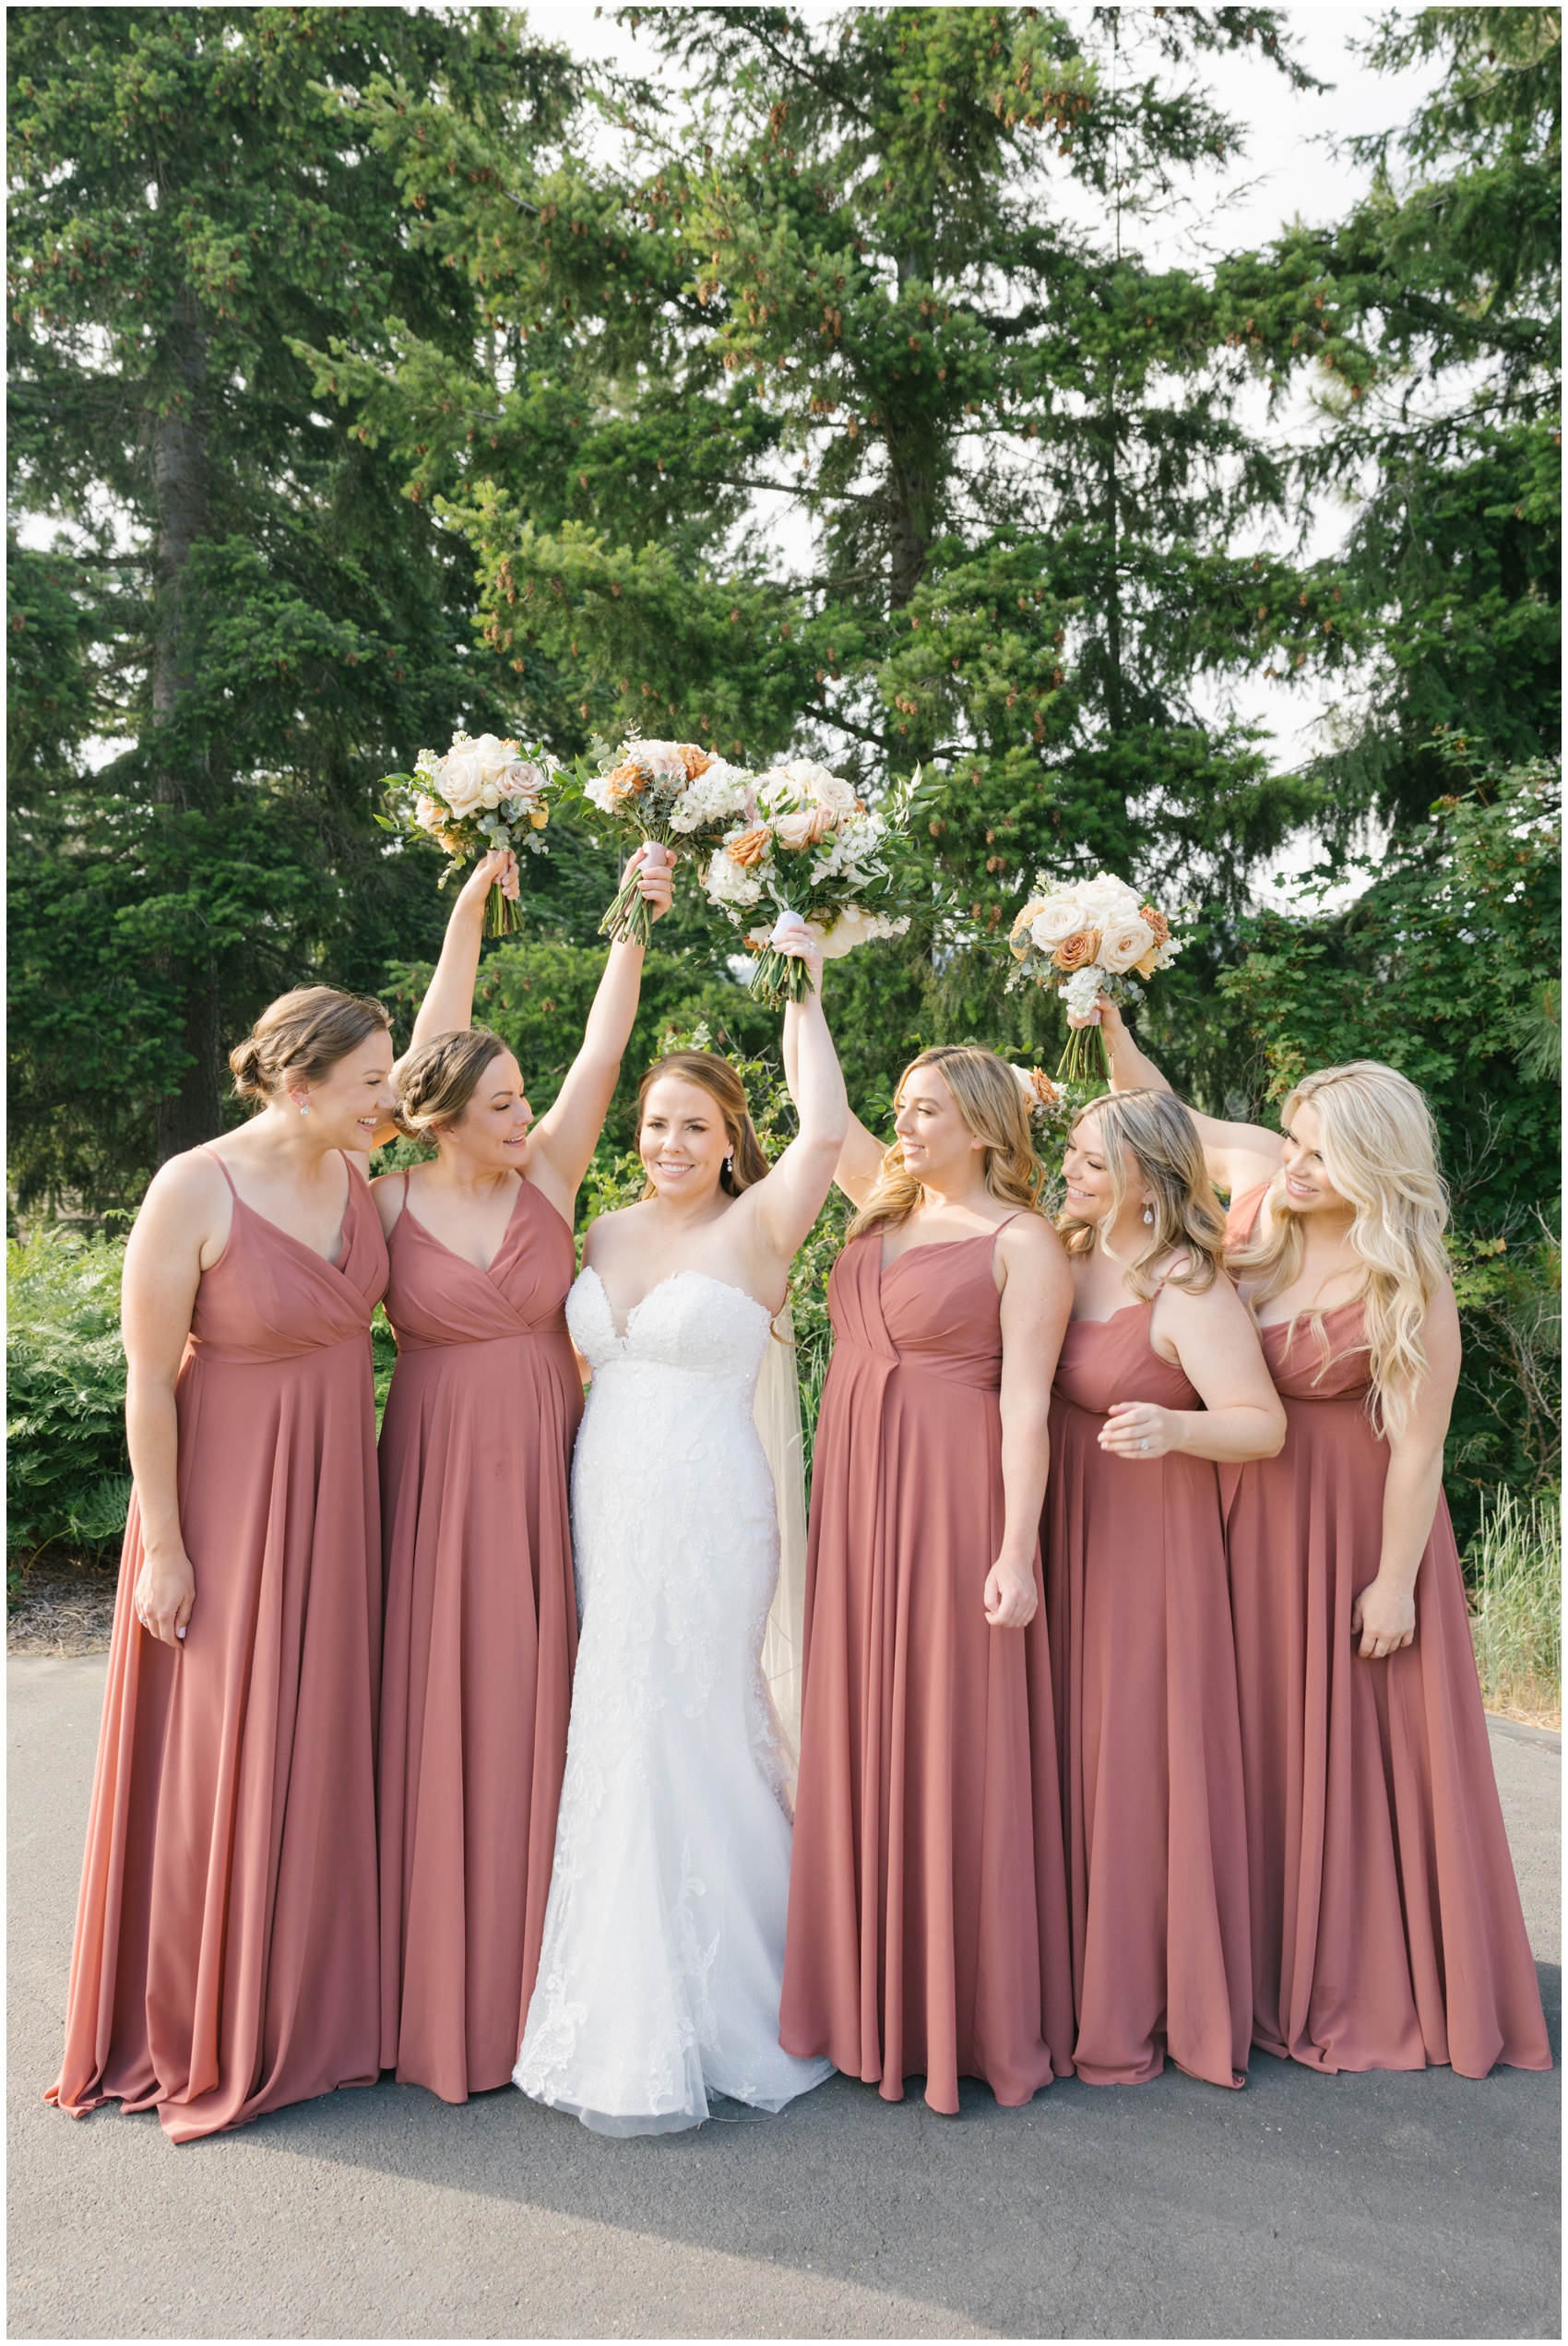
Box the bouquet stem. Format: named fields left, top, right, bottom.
left=485, top=883, right=518, bottom=939
left=596, top=839, right=662, bottom=947
left=1056, top=1021, right=1109, bottom=1086
left=747, top=946, right=814, bottom=1008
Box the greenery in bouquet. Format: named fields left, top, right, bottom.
left=705, top=760, right=944, bottom=1006
left=378, top=732, right=560, bottom=937
left=1006, top=874, right=1186, bottom=1083
left=579, top=737, right=754, bottom=947
left=1009, top=1064, right=1107, bottom=1214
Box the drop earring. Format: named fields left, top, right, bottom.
left=1142, top=1201, right=1154, bottom=1224
left=723, top=1151, right=734, bottom=1173
left=298, top=1101, right=312, bottom=1119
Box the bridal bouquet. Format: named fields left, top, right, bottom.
left=704, top=759, right=938, bottom=1005
left=1006, top=871, right=1184, bottom=1081
left=378, top=731, right=560, bottom=935
left=582, top=737, right=754, bottom=946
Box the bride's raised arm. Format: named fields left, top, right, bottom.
left=781, top=992, right=884, bottom=1206
left=747, top=929, right=849, bottom=1274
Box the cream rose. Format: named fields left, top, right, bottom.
left=1077, top=872, right=1142, bottom=925
left=1098, top=917, right=1156, bottom=974
left=629, top=739, right=690, bottom=780
left=439, top=732, right=518, bottom=816
left=1028, top=896, right=1087, bottom=951
left=772, top=808, right=822, bottom=851
left=782, top=758, right=859, bottom=815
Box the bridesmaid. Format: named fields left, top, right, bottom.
left=374, top=844, right=673, bottom=2103
left=1046, top=1088, right=1284, bottom=2089
left=779, top=1037, right=1078, bottom=2114
left=50, top=986, right=398, bottom=2141
left=1084, top=1004, right=1550, bottom=2076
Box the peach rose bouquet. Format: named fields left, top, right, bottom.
left=703, top=758, right=938, bottom=1005
left=581, top=736, right=754, bottom=946
left=1005, top=871, right=1184, bottom=1080
left=378, top=731, right=561, bottom=935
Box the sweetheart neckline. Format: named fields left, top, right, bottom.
left=577, top=1264, right=774, bottom=1346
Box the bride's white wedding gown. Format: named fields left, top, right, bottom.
left=513, top=1267, right=832, bottom=2134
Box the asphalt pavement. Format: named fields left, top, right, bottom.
left=8, top=1655, right=1560, bottom=2340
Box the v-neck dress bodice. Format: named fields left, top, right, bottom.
left=1222, top=1185, right=1549, bottom=2078
left=781, top=1225, right=1075, bottom=2115
left=376, top=1173, right=584, bottom=2102
left=51, top=1149, right=387, bottom=2142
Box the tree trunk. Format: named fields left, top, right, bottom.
left=149, top=289, right=224, bottom=1163
left=886, top=437, right=931, bottom=612
left=1103, top=374, right=1123, bottom=734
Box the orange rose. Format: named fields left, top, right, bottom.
left=682, top=744, right=713, bottom=780
left=605, top=760, right=647, bottom=801
left=725, top=826, right=772, bottom=869
left=1134, top=948, right=1160, bottom=979
left=1139, top=904, right=1170, bottom=947
left=1026, top=1067, right=1061, bottom=1109
left=1051, top=929, right=1100, bottom=971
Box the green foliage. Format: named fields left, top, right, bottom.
left=6, top=6, right=576, bottom=1206
left=1467, top=1483, right=1562, bottom=1722
left=1219, top=7, right=1561, bottom=832
left=1220, top=750, right=1562, bottom=1535
left=317, top=4, right=1329, bottom=975
left=6, top=1226, right=131, bottom=1559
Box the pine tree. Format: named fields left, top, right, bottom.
left=1221, top=6, right=1561, bottom=830
left=325, top=6, right=1349, bottom=1102
left=6, top=6, right=574, bottom=1207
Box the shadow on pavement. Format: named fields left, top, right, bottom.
left=225, top=2001, right=1562, bottom=2340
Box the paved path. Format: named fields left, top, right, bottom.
left=8, top=1656, right=1560, bottom=2340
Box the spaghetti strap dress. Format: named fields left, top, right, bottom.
left=376, top=1173, right=582, bottom=2102
left=1224, top=1185, right=1550, bottom=2077
left=780, top=1223, right=1075, bottom=2114
left=1046, top=1301, right=1253, bottom=2089
left=49, top=1148, right=388, bottom=2143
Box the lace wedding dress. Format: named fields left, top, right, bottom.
left=513, top=1268, right=833, bottom=2134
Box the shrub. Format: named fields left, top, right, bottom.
left=1468, top=1486, right=1562, bottom=1724
left=6, top=1225, right=131, bottom=1561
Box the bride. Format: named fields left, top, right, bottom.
left=514, top=918, right=845, bottom=2133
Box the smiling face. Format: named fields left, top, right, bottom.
left=1062, top=1112, right=1149, bottom=1229
left=1277, top=1097, right=1349, bottom=1219
left=638, top=1074, right=731, bottom=1203
left=437, top=1050, right=532, bottom=1172
left=892, top=1065, right=985, bottom=1190
left=291, top=1033, right=396, bottom=1155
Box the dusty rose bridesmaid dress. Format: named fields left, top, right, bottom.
left=1225, top=1186, right=1550, bottom=2077
left=780, top=1224, right=1075, bottom=2114
left=376, top=1173, right=582, bottom=2102
left=1045, top=1303, right=1253, bottom=2089
left=49, top=1150, right=387, bottom=2143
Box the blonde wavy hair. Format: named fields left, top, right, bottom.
left=847, top=1045, right=1045, bottom=1240
left=1228, top=1061, right=1449, bottom=1434
left=1057, top=1089, right=1226, bottom=1298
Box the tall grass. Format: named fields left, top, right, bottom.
left=1468, top=1487, right=1562, bottom=1724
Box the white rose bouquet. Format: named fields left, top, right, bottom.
left=581, top=737, right=753, bottom=946
left=702, top=758, right=938, bottom=1006
left=1004, top=870, right=1184, bottom=1080
left=378, top=731, right=560, bottom=935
